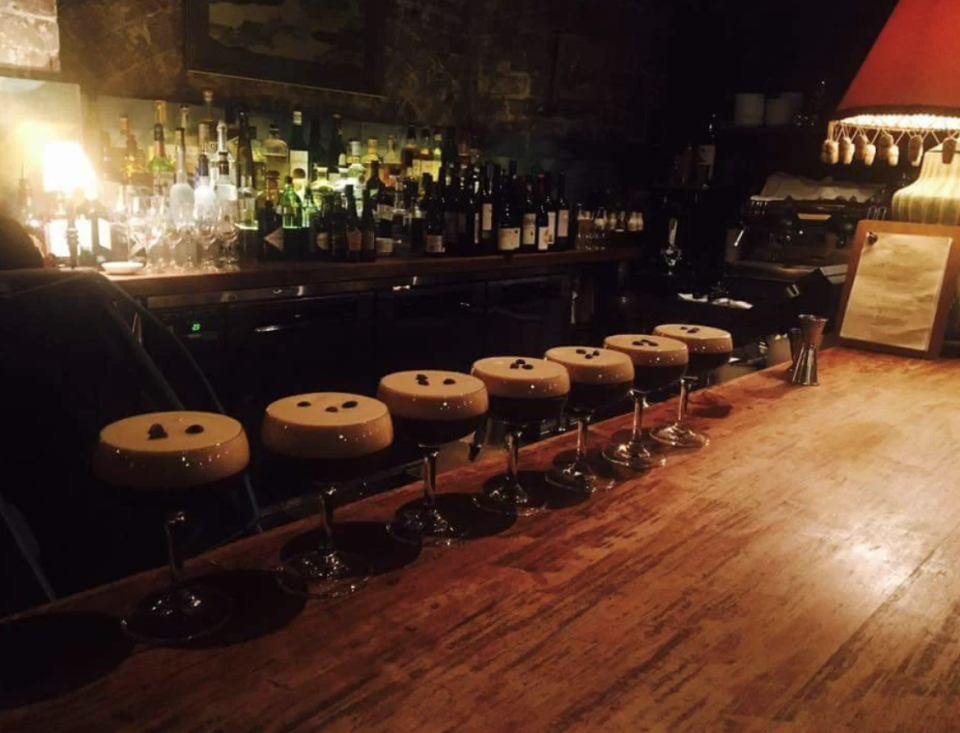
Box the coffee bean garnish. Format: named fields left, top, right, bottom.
left=147, top=423, right=168, bottom=440
left=576, top=348, right=587, bottom=354
left=585, top=354, right=594, bottom=360
left=516, top=359, right=527, bottom=365
left=688, top=327, right=700, bottom=333
left=680, top=326, right=690, bottom=331
left=296, top=401, right=311, bottom=408
left=325, top=406, right=339, bottom=413
left=443, top=378, right=456, bottom=385
left=522, top=364, right=534, bottom=370
left=184, top=424, right=205, bottom=435
left=342, top=400, right=358, bottom=409
left=632, top=341, right=643, bottom=346
left=592, top=350, right=600, bottom=356
left=416, top=373, right=427, bottom=379
left=510, top=363, right=520, bottom=370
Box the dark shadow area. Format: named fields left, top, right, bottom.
left=393, top=492, right=517, bottom=540
left=0, top=611, right=135, bottom=708
left=483, top=470, right=591, bottom=511
left=179, top=569, right=307, bottom=649
left=280, top=520, right=422, bottom=575
left=690, top=393, right=734, bottom=419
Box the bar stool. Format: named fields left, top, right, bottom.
left=261, top=393, right=393, bottom=599
left=93, top=411, right=250, bottom=644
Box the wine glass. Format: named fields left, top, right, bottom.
left=92, top=411, right=250, bottom=644
left=544, top=347, right=633, bottom=493
left=602, top=335, right=689, bottom=469
left=649, top=324, right=733, bottom=449
left=195, top=203, right=220, bottom=272
left=217, top=202, right=241, bottom=270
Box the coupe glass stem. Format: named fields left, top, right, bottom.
left=506, top=428, right=521, bottom=484
left=575, top=413, right=590, bottom=462
left=631, top=391, right=646, bottom=443
left=164, top=511, right=187, bottom=585
left=422, top=448, right=440, bottom=507
left=314, top=482, right=336, bottom=555
left=677, top=377, right=691, bottom=427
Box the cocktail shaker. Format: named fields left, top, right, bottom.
left=790, top=315, right=827, bottom=386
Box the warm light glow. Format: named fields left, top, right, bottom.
left=837, top=113, right=960, bottom=133
left=42, top=141, right=96, bottom=194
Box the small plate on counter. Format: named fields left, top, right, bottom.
left=102, top=261, right=145, bottom=276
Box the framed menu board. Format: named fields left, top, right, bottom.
left=837, top=220, right=960, bottom=358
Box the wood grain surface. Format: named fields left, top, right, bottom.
left=107, top=247, right=642, bottom=299
left=4, top=348, right=960, bottom=732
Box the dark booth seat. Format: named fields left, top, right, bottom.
left=0, top=270, right=259, bottom=615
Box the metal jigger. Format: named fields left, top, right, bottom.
left=790, top=314, right=827, bottom=386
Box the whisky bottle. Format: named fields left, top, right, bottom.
left=289, top=110, right=309, bottom=197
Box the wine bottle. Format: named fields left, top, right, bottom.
left=521, top=175, right=537, bottom=253
left=535, top=175, right=552, bottom=252
left=361, top=188, right=377, bottom=262
left=330, top=194, right=347, bottom=262
left=555, top=172, right=571, bottom=250
left=345, top=185, right=362, bottom=262
left=497, top=172, right=520, bottom=254
left=425, top=180, right=445, bottom=257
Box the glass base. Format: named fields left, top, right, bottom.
left=546, top=459, right=616, bottom=494
left=649, top=422, right=709, bottom=449
left=276, top=550, right=370, bottom=599
left=603, top=439, right=667, bottom=470
left=386, top=503, right=466, bottom=548
left=121, top=582, right=233, bottom=644
left=474, top=477, right=545, bottom=517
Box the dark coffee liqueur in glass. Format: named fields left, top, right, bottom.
left=377, top=371, right=489, bottom=547
left=602, top=334, right=690, bottom=470
left=543, top=346, right=634, bottom=494
left=471, top=356, right=571, bottom=516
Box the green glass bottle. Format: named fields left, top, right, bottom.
left=278, top=175, right=304, bottom=260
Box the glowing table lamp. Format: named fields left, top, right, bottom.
left=42, top=141, right=96, bottom=267
left=825, top=0, right=960, bottom=223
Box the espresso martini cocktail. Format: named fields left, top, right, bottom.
left=94, top=410, right=251, bottom=643
left=262, top=393, right=394, bottom=598
left=650, top=324, right=733, bottom=450
left=377, top=370, right=489, bottom=546
left=543, top=346, right=633, bottom=493
left=471, top=356, right=571, bottom=515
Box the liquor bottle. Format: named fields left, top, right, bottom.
left=235, top=110, right=256, bottom=191
left=149, top=101, right=174, bottom=196
left=302, top=184, right=318, bottom=229
left=555, top=172, right=571, bottom=250
left=410, top=178, right=427, bottom=254
left=543, top=173, right=557, bottom=247
left=314, top=194, right=333, bottom=260
left=361, top=188, right=377, bottom=262
left=215, top=121, right=236, bottom=199
left=521, top=176, right=537, bottom=253
left=389, top=186, right=406, bottom=257
left=258, top=198, right=283, bottom=261
left=289, top=110, right=309, bottom=197
left=696, top=112, right=718, bottom=187
left=344, top=185, right=362, bottom=262
left=308, top=118, right=326, bottom=177
left=75, top=190, right=112, bottom=266
left=199, top=90, right=217, bottom=162
left=497, top=171, right=521, bottom=254
left=479, top=165, right=495, bottom=254
left=362, top=137, right=381, bottom=182
left=366, top=160, right=383, bottom=202
left=383, top=135, right=401, bottom=185
left=535, top=175, right=552, bottom=252
left=278, top=175, right=304, bottom=260
left=441, top=126, right=457, bottom=171
left=442, top=167, right=459, bottom=254
left=401, top=124, right=419, bottom=180
left=431, top=130, right=443, bottom=180
left=329, top=114, right=346, bottom=170
left=461, top=167, right=480, bottom=255
left=194, top=153, right=218, bottom=223
left=330, top=193, right=347, bottom=262
left=263, top=124, right=290, bottom=182
left=376, top=178, right=395, bottom=257
left=169, top=128, right=196, bottom=226
left=180, top=104, right=199, bottom=176
left=347, top=140, right=365, bottom=182
left=424, top=180, right=445, bottom=257
left=419, top=128, right=434, bottom=182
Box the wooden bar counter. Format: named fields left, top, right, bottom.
left=4, top=347, right=960, bottom=731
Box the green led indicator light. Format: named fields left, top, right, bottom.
left=190, top=322, right=202, bottom=333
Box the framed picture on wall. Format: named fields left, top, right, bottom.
left=184, top=0, right=386, bottom=95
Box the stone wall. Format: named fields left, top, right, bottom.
left=0, top=0, right=60, bottom=72
left=56, top=0, right=675, bottom=197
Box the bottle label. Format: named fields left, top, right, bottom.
left=317, top=231, right=330, bottom=251
left=265, top=227, right=284, bottom=252
left=537, top=225, right=552, bottom=251
left=348, top=230, right=362, bottom=252
left=558, top=210, right=570, bottom=237
left=378, top=204, right=393, bottom=221
left=522, top=214, right=536, bottom=246
left=290, top=150, right=309, bottom=181
left=482, top=204, right=493, bottom=232
left=697, top=144, right=716, bottom=172
left=362, top=230, right=376, bottom=251
left=547, top=211, right=556, bottom=237
left=376, top=237, right=394, bottom=255
left=426, top=234, right=444, bottom=253
left=474, top=218, right=480, bottom=245
left=498, top=227, right=520, bottom=252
